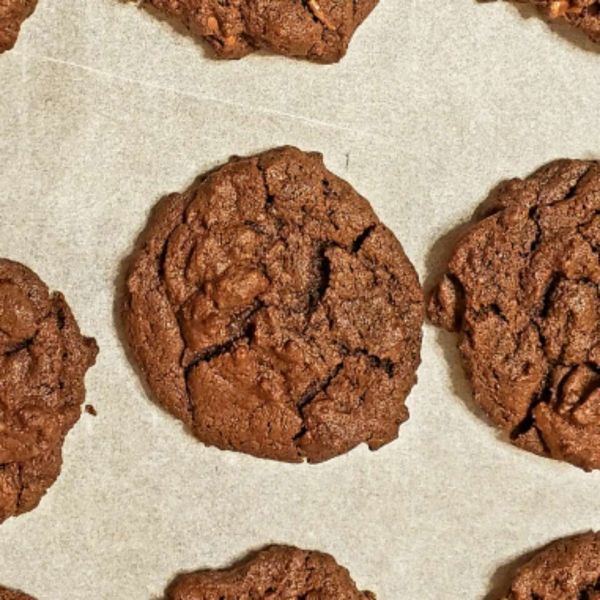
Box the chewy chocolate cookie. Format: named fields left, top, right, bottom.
left=0, top=259, right=98, bottom=523
left=508, top=0, right=600, bottom=44
left=123, top=146, right=423, bottom=463
left=139, top=0, right=378, bottom=63
left=502, top=532, right=600, bottom=599
left=0, top=0, right=38, bottom=53
left=165, top=545, right=376, bottom=599
left=429, top=160, right=600, bottom=471
left=0, top=588, right=35, bottom=600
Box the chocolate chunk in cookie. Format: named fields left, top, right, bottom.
left=0, top=588, right=35, bottom=600
left=503, top=532, right=600, bottom=599
left=165, top=545, right=376, bottom=599
left=506, top=0, right=600, bottom=44
left=429, top=160, right=600, bottom=471
left=0, top=259, right=98, bottom=523
left=0, top=0, right=39, bottom=53
left=123, top=146, right=423, bottom=463
left=139, top=0, right=379, bottom=63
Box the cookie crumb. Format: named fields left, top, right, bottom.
left=85, top=404, right=98, bottom=417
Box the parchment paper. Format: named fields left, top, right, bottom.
left=2, top=1, right=600, bottom=598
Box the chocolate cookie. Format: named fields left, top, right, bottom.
left=0, top=588, right=35, bottom=600
left=123, top=146, right=423, bottom=463
left=502, top=532, right=600, bottom=599
left=0, top=0, right=38, bottom=53
left=429, top=160, right=600, bottom=471
left=508, top=1, right=600, bottom=44
left=139, top=0, right=378, bottom=63
left=165, top=545, right=376, bottom=599
left=0, top=259, right=98, bottom=523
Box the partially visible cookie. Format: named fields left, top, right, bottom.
left=503, top=532, right=600, bottom=599
left=0, top=586, right=35, bottom=600
left=0, top=0, right=39, bottom=53
left=429, top=160, right=600, bottom=471
left=165, top=545, right=376, bottom=599
left=139, top=0, right=379, bottom=63
left=123, top=146, right=423, bottom=463
left=0, top=259, right=98, bottom=523
left=508, top=1, right=600, bottom=44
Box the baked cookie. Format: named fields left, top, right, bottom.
left=508, top=0, right=600, bottom=44
left=139, top=0, right=378, bottom=63
left=0, top=259, right=98, bottom=523
left=429, top=160, right=600, bottom=471
left=503, top=532, right=600, bottom=599
left=123, top=146, right=423, bottom=463
left=0, top=0, right=38, bottom=53
left=0, top=587, right=35, bottom=600
left=165, top=545, right=376, bottom=599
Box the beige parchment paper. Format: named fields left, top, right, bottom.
left=2, top=1, right=600, bottom=598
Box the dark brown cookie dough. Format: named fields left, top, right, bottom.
left=165, top=545, right=376, bottom=599
left=0, top=587, right=36, bottom=600
left=140, top=0, right=378, bottom=63
left=429, top=160, right=600, bottom=471
left=123, top=146, right=423, bottom=463
left=0, top=259, right=98, bottom=523
left=510, top=0, right=600, bottom=44
left=503, top=532, right=600, bottom=599
left=0, top=0, right=38, bottom=53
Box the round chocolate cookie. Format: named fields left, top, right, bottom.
left=139, top=0, right=379, bottom=63
left=0, top=587, right=35, bottom=600
left=429, top=160, right=600, bottom=471
left=165, top=545, right=376, bottom=599
left=123, top=146, right=423, bottom=463
left=509, top=1, right=600, bottom=44
left=502, top=532, right=600, bottom=599
left=0, top=0, right=39, bottom=53
left=0, top=259, right=98, bottom=523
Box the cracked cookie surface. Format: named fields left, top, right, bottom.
left=164, top=545, right=376, bottom=599
left=0, top=588, right=35, bottom=600
left=123, top=146, right=423, bottom=463
left=510, top=0, right=600, bottom=44
left=503, top=532, right=600, bottom=599
left=429, top=160, right=600, bottom=471
left=0, top=259, right=98, bottom=523
left=0, top=0, right=38, bottom=53
left=140, top=0, right=378, bottom=63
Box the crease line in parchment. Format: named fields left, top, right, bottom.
left=11, top=50, right=363, bottom=136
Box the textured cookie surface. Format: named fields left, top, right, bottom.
left=0, top=588, right=35, bottom=600
left=511, top=0, right=600, bottom=44
left=165, top=545, right=376, bottom=599
left=0, top=0, right=38, bottom=53
left=0, top=259, right=98, bottom=522
left=123, top=146, right=423, bottom=463
left=429, top=160, right=600, bottom=471
left=504, top=532, right=600, bottom=599
left=141, top=0, right=378, bottom=63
